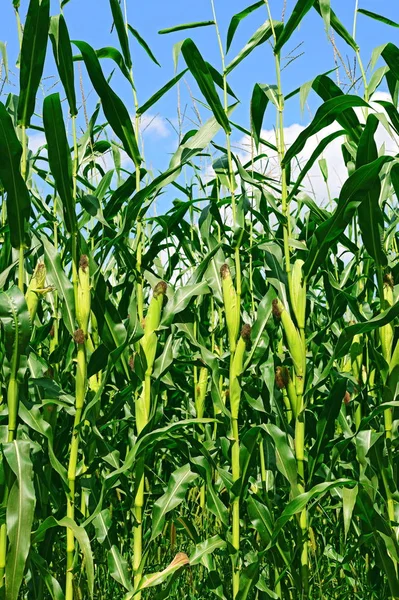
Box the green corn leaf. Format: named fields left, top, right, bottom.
left=304, top=156, right=392, bottom=278
left=159, top=21, right=215, bottom=35
left=382, top=43, right=399, bottom=82
left=287, top=129, right=346, bottom=201
left=181, top=38, right=230, bottom=134
left=225, top=21, right=283, bottom=75
left=4, top=441, right=36, bottom=600
left=18, top=403, right=68, bottom=484
left=95, top=47, right=133, bottom=85
left=42, top=236, right=76, bottom=336
left=335, top=300, right=399, bottom=358
left=314, top=1, right=359, bottom=50
left=247, top=495, right=273, bottom=545
left=108, top=546, right=133, bottom=591
left=43, top=93, right=76, bottom=234
left=274, top=0, right=316, bottom=54
left=49, top=15, right=77, bottom=116
left=137, top=70, right=188, bottom=115
left=109, top=0, right=132, bottom=69
left=73, top=40, right=141, bottom=166
left=128, top=25, right=161, bottom=67
left=250, top=83, right=270, bottom=149
left=356, top=114, right=387, bottom=267
left=271, top=479, right=355, bottom=542
left=236, top=561, right=259, bottom=600
left=226, top=1, right=264, bottom=53
left=17, top=0, right=50, bottom=127
left=342, top=485, right=358, bottom=541
left=151, top=464, right=197, bottom=540
left=312, top=74, right=362, bottom=138
left=0, top=285, right=31, bottom=362
left=189, top=535, right=226, bottom=566
left=31, top=516, right=94, bottom=597
left=309, top=378, right=347, bottom=481
left=358, top=9, right=399, bottom=28
left=260, top=424, right=298, bottom=494
left=283, top=95, right=369, bottom=167
left=0, top=102, right=30, bottom=249
left=161, top=281, right=210, bottom=326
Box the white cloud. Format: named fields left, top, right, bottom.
left=139, top=114, right=170, bottom=139
left=233, top=93, right=398, bottom=205
left=28, top=132, right=46, bottom=154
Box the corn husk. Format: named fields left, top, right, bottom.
left=291, top=259, right=306, bottom=330
left=221, top=264, right=240, bottom=353
left=25, top=262, right=46, bottom=321
left=76, top=255, right=91, bottom=335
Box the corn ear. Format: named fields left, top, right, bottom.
left=195, top=366, right=208, bottom=419
left=25, top=262, right=46, bottom=321
left=141, top=281, right=167, bottom=374
left=273, top=298, right=305, bottom=381
left=230, top=325, right=251, bottom=419
left=380, top=276, right=394, bottom=363
left=291, top=259, right=306, bottom=330
left=221, top=264, right=240, bottom=353
left=76, top=255, right=91, bottom=335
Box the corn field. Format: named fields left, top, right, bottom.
left=0, top=0, right=399, bottom=598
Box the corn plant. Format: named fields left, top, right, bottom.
left=0, top=0, right=399, bottom=599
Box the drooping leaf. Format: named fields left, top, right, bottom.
left=151, top=464, right=197, bottom=540
left=226, top=1, right=264, bottom=53
left=128, top=25, right=160, bottom=67
left=4, top=441, right=36, bottom=600
left=17, top=0, right=50, bottom=127
left=109, top=0, right=132, bottom=69
left=49, top=14, right=77, bottom=116
left=181, top=38, right=230, bottom=134
left=43, top=93, right=76, bottom=234
left=73, top=40, right=141, bottom=166
left=250, top=83, right=270, bottom=149
left=42, top=236, right=76, bottom=336
left=0, top=286, right=31, bottom=362
left=274, top=0, right=316, bottom=54
left=0, top=102, right=30, bottom=249
left=356, top=114, right=387, bottom=267
left=314, top=1, right=359, bottom=50
left=304, top=156, right=393, bottom=278
left=225, top=21, right=283, bottom=75
left=283, top=95, right=369, bottom=167
left=137, top=70, right=188, bottom=115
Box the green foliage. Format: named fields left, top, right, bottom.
left=0, top=1, right=398, bottom=599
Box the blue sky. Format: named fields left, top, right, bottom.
left=1, top=1, right=398, bottom=205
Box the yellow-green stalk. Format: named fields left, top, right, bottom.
left=273, top=296, right=308, bottom=591
left=133, top=281, right=167, bottom=595
left=66, top=255, right=90, bottom=600
left=229, top=324, right=251, bottom=598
